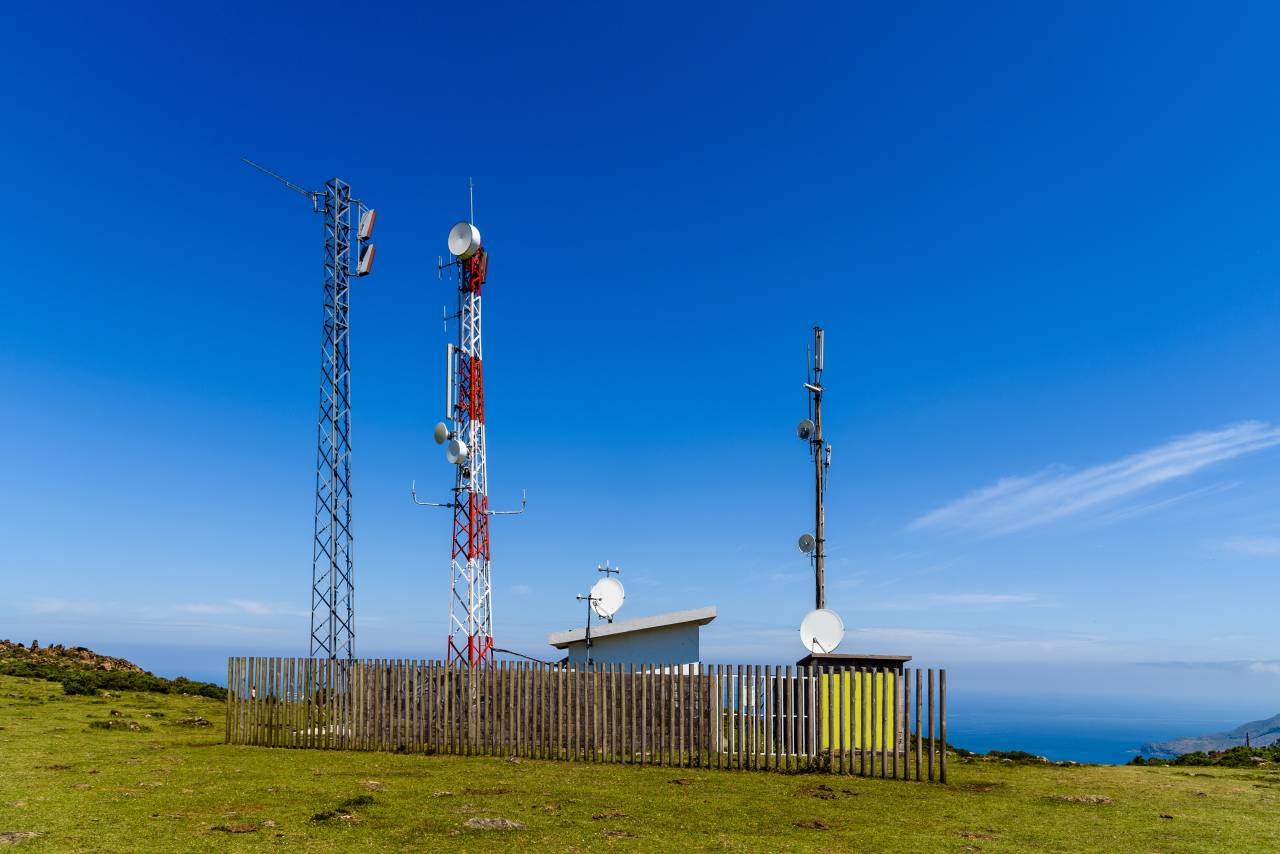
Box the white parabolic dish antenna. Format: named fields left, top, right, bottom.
left=589, top=577, right=625, bottom=619
left=800, top=608, right=845, bottom=654
left=448, top=221, right=482, bottom=259
left=446, top=437, right=469, bottom=465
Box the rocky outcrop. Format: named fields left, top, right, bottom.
left=0, top=640, right=144, bottom=674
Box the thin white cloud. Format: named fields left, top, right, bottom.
left=910, top=421, right=1280, bottom=535
left=175, top=600, right=302, bottom=618
left=26, top=598, right=101, bottom=616
left=929, top=593, right=1036, bottom=606
left=1223, top=537, right=1280, bottom=557
left=1249, top=661, right=1280, bottom=676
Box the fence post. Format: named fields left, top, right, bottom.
left=940, top=669, right=948, bottom=784
left=927, top=668, right=935, bottom=782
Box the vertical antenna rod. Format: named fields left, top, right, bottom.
left=243, top=158, right=376, bottom=660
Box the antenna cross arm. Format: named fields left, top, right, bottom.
left=487, top=489, right=528, bottom=516
left=410, top=480, right=452, bottom=508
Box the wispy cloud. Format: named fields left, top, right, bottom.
left=1222, top=537, right=1280, bottom=558
left=175, top=600, right=303, bottom=618
left=26, top=598, right=101, bottom=616
left=1249, top=661, right=1280, bottom=676
left=910, top=421, right=1280, bottom=536
left=929, top=593, right=1036, bottom=606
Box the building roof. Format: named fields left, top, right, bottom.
left=548, top=606, right=716, bottom=649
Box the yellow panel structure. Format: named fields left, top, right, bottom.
left=820, top=670, right=895, bottom=751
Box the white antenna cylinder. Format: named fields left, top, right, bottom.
left=446, top=343, right=455, bottom=420
left=814, top=327, right=824, bottom=372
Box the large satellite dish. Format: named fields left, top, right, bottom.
left=448, top=221, right=482, bottom=259
left=800, top=608, right=845, bottom=654
left=589, top=576, right=625, bottom=619
left=797, top=533, right=815, bottom=554
left=446, top=437, right=469, bottom=465
left=797, top=419, right=815, bottom=441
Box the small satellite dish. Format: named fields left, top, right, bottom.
left=433, top=422, right=449, bottom=445
left=589, top=576, right=625, bottom=619
left=800, top=608, right=845, bottom=654
left=446, top=437, right=469, bottom=465
left=797, top=419, right=815, bottom=441
left=448, top=221, right=482, bottom=259
left=797, top=533, right=815, bottom=554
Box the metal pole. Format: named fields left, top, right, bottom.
left=812, top=326, right=825, bottom=611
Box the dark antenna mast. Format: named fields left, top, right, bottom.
left=797, top=327, right=830, bottom=610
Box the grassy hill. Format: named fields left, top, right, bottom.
left=1, top=674, right=1278, bottom=852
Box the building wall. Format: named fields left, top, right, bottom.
left=562, top=623, right=700, bottom=666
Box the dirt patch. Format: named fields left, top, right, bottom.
left=175, top=717, right=210, bottom=728
left=0, top=833, right=38, bottom=846
left=794, top=783, right=841, bottom=800
left=1052, top=794, right=1113, bottom=805
left=463, top=787, right=512, bottom=796
left=463, top=817, right=526, bottom=830
left=364, top=781, right=383, bottom=791
left=959, top=831, right=998, bottom=840
left=794, top=819, right=829, bottom=830
left=211, top=824, right=258, bottom=834
left=959, top=781, right=1006, bottom=793
left=1159, top=813, right=1174, bottom=820
left=88, top=720, right=149, bottom=732
left=42, top=764, right=72, bottom=771
left=602, top=830, right=636, bottom=839
left=592, top=810, right=626, bottom=819
left=669, top=778, right=696, bottom=786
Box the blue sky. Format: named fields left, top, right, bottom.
left=4, top=3, right=1280, bottom=702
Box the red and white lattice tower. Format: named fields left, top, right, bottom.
left=414, top=216, right=524, bottom=668
left=446, top=232, right=493, bottom=667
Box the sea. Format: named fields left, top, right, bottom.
left=947, top=691, right=1262, bottom=765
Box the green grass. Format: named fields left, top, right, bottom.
left=1, top=674, right=1277, bottom=852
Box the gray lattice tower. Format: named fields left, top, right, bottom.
left=311, top=178, right=355, bottom=660
left=243, top=160, right=374, bottom=661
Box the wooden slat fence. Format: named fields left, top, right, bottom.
left=225, top=658, right=947, bottom=782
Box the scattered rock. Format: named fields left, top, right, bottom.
left=1159, top=813, right=1174, bottom=820
left=794, top=819, right=829, bottom=830
left=464, top=787, right=511, bottom=796
left=463, top=817, right=526, bottom=831
left=592, top=810, right=626, bottom=819
left=1193, top=791, right=1208, bottom=797
left=602, top=830, right=636, bottom=839
left=795, top=783, right=840, bottom=800
left=262, top=821, right=277, bottom=829
left=176, top=717, right=211, bottom=728
left=109, top=710, right=125, bottom=717
left=72, top=784, right=91, bottom=791
left=433, top=791, right=454, bottom=797
left=959, top=831, right=997, bottom=840
left=88, top=720, right=149, bottom=732
left=363, top=781, right=383, bottom=791
left=211, top=824, right=258, bottom=834
left=43, top=764, right=71, bottom=771
left=1052, top=794, right=1113, bottom=805
left=0, top=832, right=38, bottom=846
left=505, top=756, right=521, bottom=764
left=669, top=778, right=696, bottom=786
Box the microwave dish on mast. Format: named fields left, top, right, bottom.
left=589, top=576, right=625, bottom=619
left=800, top=607, right=845, bottom=654
left=448, top=221, right=482, bottom=259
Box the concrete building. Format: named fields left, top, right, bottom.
left=548, top=606, right=716, bottom=668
